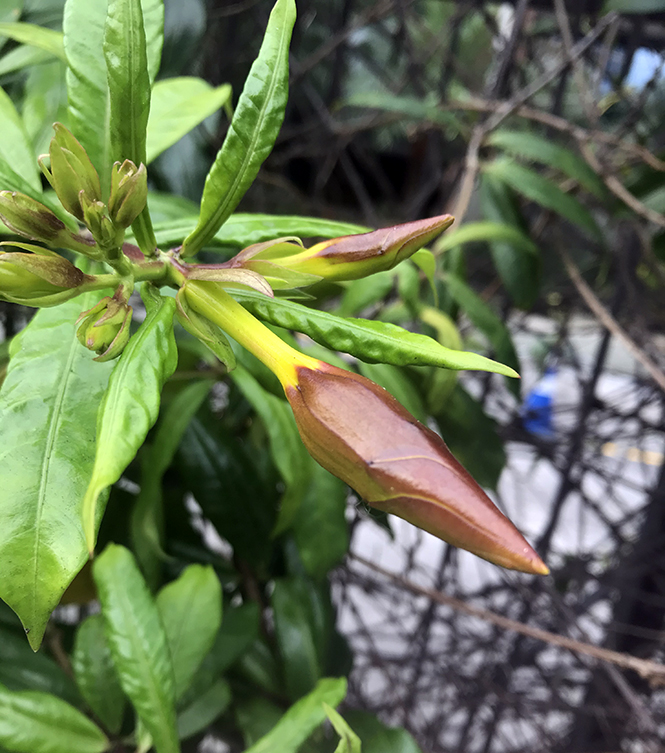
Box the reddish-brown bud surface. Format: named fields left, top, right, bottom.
left=285, top=361, right=548, bottom=575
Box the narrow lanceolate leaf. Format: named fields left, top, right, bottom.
left=231, top=365, right=312, bottom=534
left=0, top=22, right=65, bottom=60
left=147, top=78, right=232, bottom=164
left=0, top=684, right=109, bottom=753
left=104, top=0, right=156, bottom=254
left=63, top=0, right=112, bottom=192
left=72, top=615, right=126, bottom=735
left=177, top=679, right=231, bottom=741
left=156, top=565, right=222, bottom=701
left=104, top=0, right=150, bottom=167
left=0, top=293, right=113, bottom=649
left=139, top=0, right=163, bottom=84
left=0, top=45, right=54, bottom=77
left=93, top=545, right=178, bottom=753
left=131, top=379, right=212, bottom=583
left=271, top=578, right=321, bottom=700
left=231, top=289, right=520, bottom=378
left=181, top=0, right=296, bottom=257
left=479, top=174, right=541, bottom=310
left=244, top=678, right=347, bottom=753
left=150, top=214, right=368, bottom=250
left=444, top=274, right=521, bottom=396
left=483, top=158, right=602, bottom=240
left=487, top=130, right=607, bottom=200
left=0, top=86, right=41, bottom=193
left=82, top=285, right=177, bottom=552
left=434, top=221, right=538, bottom=256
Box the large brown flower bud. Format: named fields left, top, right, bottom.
left=285, top=361, right=548, bottom=575
left=183, top=280, right=548, bottom=575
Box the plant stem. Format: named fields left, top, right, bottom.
left=184, top=280, right=320, bottom=386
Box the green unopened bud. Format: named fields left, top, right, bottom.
left=0, top=251, right=86, bottom=306
left=0, top=191, right=100, bottom=256
left=76, top=296, right=132, bottom=361
left=233, top=215, right=454, bottom=282
left=108, top=161, right=148, bottom=228
left=80, top=193, right=123, bottom=251
left=48, top=123, right=102, bottom=222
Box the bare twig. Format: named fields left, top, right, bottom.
left=561, top=250, right=665, bottom=394
left=350, top=554, right=665, bottom=685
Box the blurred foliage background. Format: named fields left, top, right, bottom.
left=2, top=0, right=665, bottom=751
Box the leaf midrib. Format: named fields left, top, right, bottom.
left=32, top=321, right=83, bottom=618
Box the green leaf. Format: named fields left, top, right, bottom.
left=232, top=289, right=519, bottom=378
left=271, top=578, right=322, bottom=700
left=0, top=22, right=64, bottom=60
left=82, top=285, right=177, bottom=553
left=0, top=684, right=108, bottom=753
left=435, top=220, right=538, bottom=255
left=293, top=464, right=348, bottom=581
left=104, top=0, right=150, bottom=166
left=479, top=175, right=541, bottom=309
left=344, top=710, right=422, bottom=753
left=345, top=90, right=460, bottom=132
left=22, top=59, right=69, bottom=158
left=92, top=544, right=178, bottom=753
left=483, top=158, right=601, bottom=240
left=131, top=379, right=212, bottom=583
left=0, top=292, right=113, bottom=649
left=443, top=273, right=520, bottom=395
left=179, top=602, right=260, bottom=713
left=243, top=677, right=347, bottom=753
left=0, top=44, right=54, bottom=77
left=435, top=384, right=506, bottom=490
left=324, top=703, right=361, bottom=753
left=104, top=0, right=156, bottom=254
left=63, top=0, right=112, bottom=191
left=236, top=696, right=284, bottom=748
left=0, top=86, right=41, bottom=193
left=150, top=214, right=368, bottom=250
left=147, top=77, right=231, bottom=164
left=487, top=130, right=607, bottom=200
left=156, top=565, right=222, bottom=701
left=72, top=614, right=126, bottom=734
left=139, top=0, right=163, bottom=84
left=0, top=1, right=22, bottom=30
left=232, top=365, right=312, bottom=535
left=177, top=678, right=230, bottom=741
left=177, top=414, right=276, bottom=564
left=0, top=627, right=80, bottom=704
left=338, top=271, right=394, bottom=317
left=181, top=0, right=296, bottom=256
left=602, top=0, right=665, bottom=10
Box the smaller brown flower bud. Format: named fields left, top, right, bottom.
left=0, top=252, right=86, bottom=307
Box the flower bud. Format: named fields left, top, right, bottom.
left=284, top=361, right=548, bottom=575
left=76, top=296, right=132, bottom=361
left=108, top=160, right=148, bottom=228
left=0, top=191, right=98, bottom=256
left=79, top=193, right=123, bottom=251
left=48, top=123, right=102, bottom=222
left=231, top=215, right=454, bottom=282
left=0, top=252, right=86, bottom=306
